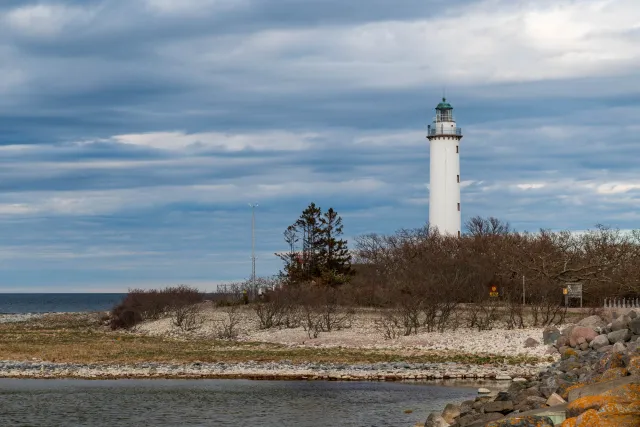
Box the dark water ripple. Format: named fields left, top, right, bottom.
left=0, top=379, right=477, bottom=427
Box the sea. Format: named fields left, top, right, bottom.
left=0, top=293, right=125, bottom=314
left=0, top=379, right=477, bottom=427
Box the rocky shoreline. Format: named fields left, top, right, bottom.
left=420, top=310, right=640, bottom=427
left=0, top=360, right=546, bottom=381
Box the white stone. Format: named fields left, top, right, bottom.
left=546, top=393, right=566, bottom=406
left=478, top=388, right=491, bottom=394
left=495, top=374, right=512, bottom=380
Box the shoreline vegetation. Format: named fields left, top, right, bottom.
left=0, top=307, right=564, bottom=381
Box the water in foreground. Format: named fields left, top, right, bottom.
left=0, top=379, right=477, bottom=426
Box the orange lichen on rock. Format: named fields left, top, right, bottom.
left=560, top=417, right=577, bottom=427
left=598, top=400, right=640, bottom=415
left=596, top=367, right=629, bottom=382
left=576, top=412, right=640, bottom=427
left=596, top=352, right=625, bottom=373
left=574, top=409, right=599, bottom=426
left=561, top=348, right=579, bottom=360
left=561, top=382, right=586, bottom=400
left=627, top=356, right=640, bottom=376
left=566, top=395, right=628, bottom=417
left=601, top=383, right=640, bottom=401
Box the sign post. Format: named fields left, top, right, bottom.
left=489, top=284, right=499, bottom=298
left=566, top=283, right=583, bottom=308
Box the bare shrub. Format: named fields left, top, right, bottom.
left=171, top=304, right=203, bottom=332
left=298, top=286, right=353, bottom=339
left=110, top=285, right=204, bottom=330
left=374, top=310, right=403, bottom=340
left=253, top=286, right=300, bottom=329
left=466, top=299, right=502, bottom=331
left=216, top=305, right=242, bottom=340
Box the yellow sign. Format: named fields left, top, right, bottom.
left=563, top=288, right=568, bottom=295
left=489, top=286, right=499, bottom=297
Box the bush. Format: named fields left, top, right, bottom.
left=215, top=305, right=242, bottom=339
left=110, top=285, right=204, bottom=330
left=171, top=303, right=204, bottom=332
left=253, top=287, right=300, bottom=329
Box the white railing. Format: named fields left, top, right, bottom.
left=603, top=297, right=640, bottom=309
left=427, top=126, right=463, bottom=137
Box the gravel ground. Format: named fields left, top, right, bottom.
left=0, top=360, right=548, bottom=380
left=0, top=313, right=46, bottom=323
left=136, top=306, right=562, bottom=359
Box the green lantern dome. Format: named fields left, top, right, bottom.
left=436, top=97, right=453, bottom=110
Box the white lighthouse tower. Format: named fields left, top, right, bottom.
left=427, top=98, right=463, bottom=237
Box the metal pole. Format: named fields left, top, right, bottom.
left=249, top=203, right=258, bottom=290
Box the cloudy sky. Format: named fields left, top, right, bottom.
left=1, top=0, right=639, bottom=292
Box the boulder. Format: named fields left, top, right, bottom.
left=460, top=400, right=475, bottom=415
left=578, top=315, right=606, bottom=330
left=441, top=403, right=460, bottom=424
left=466, top=414, right=503, bottom=427
left=567, top=375, right=639, bottom=402
left=597, top=345, right=613, bottom=353
left=611, top=315, right=631, bottom=331
left=630, top=317, right=640, bottom=335
left=426, top=412, right=450, bottom=427
left=472, top=397, right=492, bottom=410
left=484, top=416, right=554, bottom=427
left=546, top=393, right=566, bottom=406
left=561, top=325, right=575, bottom=337
left=482, top=401, right=514, bottom=413
left=556, top=336, right=568, bottom=348
left=629, top=310, right=638, bottom=319
left=457, top=412, right=501, bottom=427
left=524, top=338, right=539, bottom=348
left=575, top=410, right=640, bottom=427
left=608, top=329, right=632, bottom=344
left=560, top=348, right=578, bottom=360
left=589, top=334, right=610, bottom=350
left=523, top=395, right=547, bottom=409
left=570, top=326, right=598, bottom=343
left=543, top=326, right=561, bottom=345
left=539, top=377, right=558, bottom=398
left=612, top=341, right=627, bottom=354
left=579, top=342, right=589, bottom=351
left=566, top=395, right=628, bottom=417
left=627, top=355, right=640, bottom=376
left=477, top=388, right=491, bottom=395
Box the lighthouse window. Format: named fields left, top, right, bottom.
left=457, top=203, right=460, bottom=211
left=457, top=175, right=460, bottom=183
left=456, top=146, right=459, bottom=153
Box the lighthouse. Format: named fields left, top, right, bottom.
left=427, top=98, right=463, bottom=237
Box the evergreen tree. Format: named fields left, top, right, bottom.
left=277, top=203, right=353, bottom=286
left=319, top=208, right=354, bottom=286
